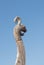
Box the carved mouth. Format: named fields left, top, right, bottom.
left=20, top=31, right=25, bottom=36
left=21, top=31, right=24, bottom=34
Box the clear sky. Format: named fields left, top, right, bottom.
left=0, top=0, right=44, bottom=65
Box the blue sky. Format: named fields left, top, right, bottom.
left=0, top=0, right=44, bottom=65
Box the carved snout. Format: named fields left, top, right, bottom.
left=22, top=26, right=27, bottom=33
left=20, top=26, right=27, bottom=36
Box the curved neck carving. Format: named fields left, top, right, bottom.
left=13, top=16, right=26, bottom=65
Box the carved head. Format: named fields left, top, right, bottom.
left=19, top=24, right=27, bottom=36
left=14, top=16, right=27, bottom=36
